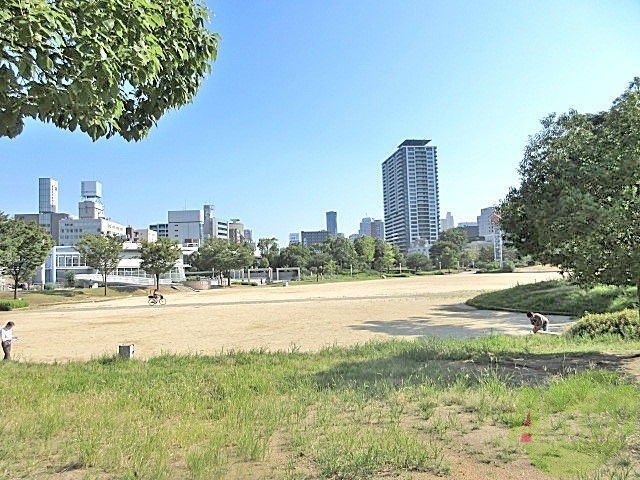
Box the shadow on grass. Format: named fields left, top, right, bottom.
left=314, top=341, right=640, bottom=396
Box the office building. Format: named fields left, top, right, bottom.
left=326, top=211, right=337, bottom=235
left=56, top=180, right=127, bottom=246
left=39, top=177, right=58, bottom=213
left=358, top=217, right=385, bottom=240
left=58, top=217, right=127, bottom=246
left=203, top=204, right=229, bottom=239
left=301, top=230, right=329, bottom=248
left=477, top=207, right=500, bottom=241
left=15, top=177, right=70, bottom=244
left=289, top=233, right=300, bottom=245
left=149, top=223, right=169, bottom=238
left=168, top=210, right=204, bottom=246
left=382, top=139, right=440, bottom=253
left=228, top=219, right=245, bottom=243
left=78, top=181, right=104, bottom=219
left=440, top=212, right=454, bottom=232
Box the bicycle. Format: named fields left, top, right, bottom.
left=148, top=295, right=166, bottom=306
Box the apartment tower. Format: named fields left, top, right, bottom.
left=382, top=139, right=440, bottom=253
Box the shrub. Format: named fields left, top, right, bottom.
left=566, top=309, right=640, bottom=340
left=0, top=300, right=29, bottom=311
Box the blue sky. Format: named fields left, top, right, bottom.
left=1, top=0, right=639, bottom=246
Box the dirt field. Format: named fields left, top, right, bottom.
left=5, top=271, right=571, bottom=363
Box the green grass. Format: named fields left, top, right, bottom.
left=0, top=286, right=148, bottom=307
left=466, top=279, right=637, bottom=316
left=0, top=337, right=639, bottom=479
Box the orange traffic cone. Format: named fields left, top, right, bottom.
left=520, top=410, right=532, bottom=442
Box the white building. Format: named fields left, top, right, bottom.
left=168, top=210, right=204, bottom=246
left=440, top=212, right=454, bottom=231
left=477, top=207, right=500, bottom=241
left=382, top=139, right=440, bottom=253
left=39, top=242, right=186, bottom=286
left=58, top=217, right=127, bottom=246
left=289, top=233, right=300, bottom=245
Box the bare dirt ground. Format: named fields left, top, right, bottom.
left=5, top=271, right=573, bottom=363
left=7, top=270, right=640, bottom=479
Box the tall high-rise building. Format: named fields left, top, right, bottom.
left=326, top=211, right=337, bottom=235
left=39, top=177, right=58, bottom=213
left=382, top=139, right=440, bottom=253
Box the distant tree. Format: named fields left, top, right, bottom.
left=307, top=250, right=331, bottom=282
left=405, top=252, right=431, bottom=273
left=477, top=245, right=495, bottom=264
left=278, top=243, right=310, bottom=269
left=353, top=236, right=375, bottom=269
left=190, top=238, right=254, bottom=286
left=256, top=238, right=279, bottom=267
left=76, top=234, right=124, bottom=296
left=459, top=248, right=479, bottom=269
left=439, top=228, right=468, bottom=248
left=320, top=236, right=356, bottom=270
left=430, top=240, right=460, bottom=271
left=139, top=238, right=182, bottom=290
left=0, top=218, right=54, bottom=299
left=372, top=238, right=396, bottom=272
left=1, top=0, right=219, bottom=140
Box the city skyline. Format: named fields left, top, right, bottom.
left=1, top=1, right=638, bottom=245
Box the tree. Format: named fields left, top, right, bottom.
left=499, top=78, right=640, bottom=311
left=278, top=243, right=310, bottom=269
left=139, top=238, right=182, bottom=289
left=256, top=238, right=279, bottom=267
left=0, top=218, right=53, bottom=299
left=429, top=240, right=460, bottom=271
left=319, top=236, right=356, bottom=270
left=76, top=234, right=124, bottom=296
left=190, top=238, right=254, bottom=286
left=405, top=252, right=431, bottom=273
left=307, top=250, right=331, bottom=282
left=439, top=228, right=468, bottom=248
left=1, top=0, right=219, bottom=140
left=353, top=236, right=375, bottom=269
left=372, top=238, right=396, bottom=272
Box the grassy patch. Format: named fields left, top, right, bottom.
left=0, top=338, right=639, bottom=478
left=466, top=280, right=636, bottom=316
left=513, top=370, right=638, bottom=478
left=0, top=286, right=147, bottom=307
left=0, top=299, right=28, bottom=310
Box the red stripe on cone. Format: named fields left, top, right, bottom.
left=520, top=433, right=532, bottom=442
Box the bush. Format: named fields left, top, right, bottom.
left=0, top=300, right=29, bottom=311
left=567, top=309, right=640, bottom=340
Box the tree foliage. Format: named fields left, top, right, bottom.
left=190, top=238, right=254, bottom=286
left=1, top=0, right=219, bottom=140
left=439, top=228, right=468, bottom=248
left=76, top=233, right=124, bottom=296
left=278, top=243, right=310, bottom=269
left=499, top=78, right=640, bottom=309
left=0, top=217, right=54, bottom=299
left=405, top=252, right=431, bottom=273
left=139, top=238, right=181, bottom=289
left=256, top=238, right=279, bottom=268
